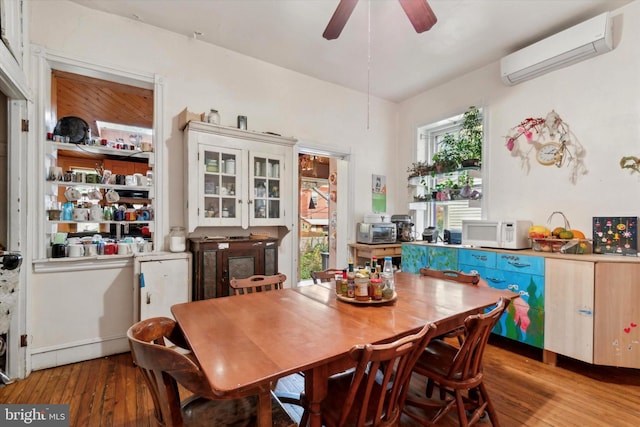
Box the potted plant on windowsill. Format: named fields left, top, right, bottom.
left=431, top=140, right=458, bottom=174
left=457, top=106, right=483, bottom=167
left=433, top=106, right=483, bottom=170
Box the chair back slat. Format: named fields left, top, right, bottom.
left=229, top=274, right=287, bottom=295
left=338, top=323, right=438, bottom=427
left=447, top=298, right=508, bottom=380
left=310, top=269, right=343, bottom=284
left=420, top=267, right=479, bottom=284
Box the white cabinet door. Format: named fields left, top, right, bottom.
left=137, top=254, right=191, bottom=321
left=249, top=151, right=285, bottom=227
left=197, top=144, right=244, bottom=227
left=544, top=258, right=594, bottom=363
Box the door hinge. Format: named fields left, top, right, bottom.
left=21, top=119, right=29, bottom=132
left=20, top=335, right=27, bottom=347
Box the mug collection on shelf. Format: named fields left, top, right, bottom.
left=50, top=202, right=154, bottom=222
left=51, top=236, right=152, bottom=258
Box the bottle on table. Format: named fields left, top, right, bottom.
left=381, top=256, right=394, bottom=292
left=341, top=269, right=349, bottom=297
left=347, top=259, right=356, bottom=297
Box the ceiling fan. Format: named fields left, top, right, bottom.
left=323, top=0, right=437, bottom=40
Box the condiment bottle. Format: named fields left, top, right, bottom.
left=370, top=278, right=383, bottom=300
left=341, top=269, right=349, bottom=297
left=382, top=256, right=395, bottom=291
left=347, top=258, right=356, bottom=296
left=354, top=273, right=370, bottom=301
left=334, top=273, right=343, bottom=295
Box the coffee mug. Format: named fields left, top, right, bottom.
left=125, top=175, right=136, bottom=186
left=72, top=208, right=89, bottom=221
left=114, top=209, right=125, bottom=221
left=68, top=244, right=84, bottom=257
left=52, top=243, right=67, bottom=258
left=104, top=242, right=117, bottom=255
left=102, top=170, right=112, bottom=184
left=117, top=242, right=132, bottom=255
left=115, top=174, right=126, bottom=185
left=49, top=166, right=63, bottom=181
left=105, top=189, right=120, bottom=203
left=84, top=243, right=98, bottom=256
left=64, top=188, right=81, bottom=201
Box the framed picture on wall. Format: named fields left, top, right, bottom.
left=372, top=174, right=386, bottom=213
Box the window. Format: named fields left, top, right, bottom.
left=413, top=111, right=483, bottom=239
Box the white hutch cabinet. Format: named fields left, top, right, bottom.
left=183, top=121, right=296, bottom=232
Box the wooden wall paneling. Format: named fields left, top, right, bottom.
left=52, top=70, right=153, bottom=136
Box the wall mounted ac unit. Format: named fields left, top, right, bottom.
left=501, top=12, right=612, bottom=85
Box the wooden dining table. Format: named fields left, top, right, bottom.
left=171, top=271, right=518, bottom=427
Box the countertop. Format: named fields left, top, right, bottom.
left=402, top=241, right=640, bottom=263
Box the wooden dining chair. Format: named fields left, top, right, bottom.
left=300, top=322, right=438, bottom=427
left=127, top=316, right=296, bottom=427
left=310, top=268, right=343, bottom=284
left=403, top=298, right=509, bottom=427
left=229, top=273, right=287, bottom=295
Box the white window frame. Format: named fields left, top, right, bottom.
left=414, top=111, right=483, bottom=239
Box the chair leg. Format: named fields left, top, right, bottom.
left=299, top=409, right=309, bottom=427
left=478, top=383, right=501, bottom=427
left=425, top=378, right=435, bottom=398
left=453, top=390, right=469, bottom=427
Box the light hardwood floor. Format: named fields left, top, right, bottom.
left=1, top=336, right=638, bottom=426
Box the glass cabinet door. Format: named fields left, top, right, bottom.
left=251, top=153, right=284, bottom=225
left=200, top=145, right=242, bottom=226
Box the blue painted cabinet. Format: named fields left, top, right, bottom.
left=459, top=249, right=545, bottom=348
left=427, top=246, right=458, bottom=270
left=401, top=244, right=428, bottom=274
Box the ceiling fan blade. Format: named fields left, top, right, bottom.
left=398, top=0, right=437, bottom=33
left=323, top=0, right=359, bottom=40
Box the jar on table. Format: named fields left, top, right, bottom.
left=169, top=226, right=186, bottom=252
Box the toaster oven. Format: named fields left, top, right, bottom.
left=356, top=222, right=397, bottom=244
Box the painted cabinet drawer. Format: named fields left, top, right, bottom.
left=401, top=244, right=428, bottom=274
left=459, top=262, right=545, bottom=349
left=497, top=252, right=544, bottom=275
left=458, top=249, right=496, bottom=269
left=427, top=246, right=458, bottom=270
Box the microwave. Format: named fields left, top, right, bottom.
left=462, top=220, right=532, bottom=249
left=356, top=222, right=397, bottom=244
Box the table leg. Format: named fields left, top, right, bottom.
left=256, top=386, right=272, bottom=427
left=304, top=366, right=328, bottom=427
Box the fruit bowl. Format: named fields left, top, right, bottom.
left=531, top=238, right=592, bottom=254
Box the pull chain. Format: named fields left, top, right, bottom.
left=367, top=0, right=371, bottom=130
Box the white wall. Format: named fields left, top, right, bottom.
left=398, top=2, right=640, bottom=236
left=28, top=0, right=399, bottom=272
